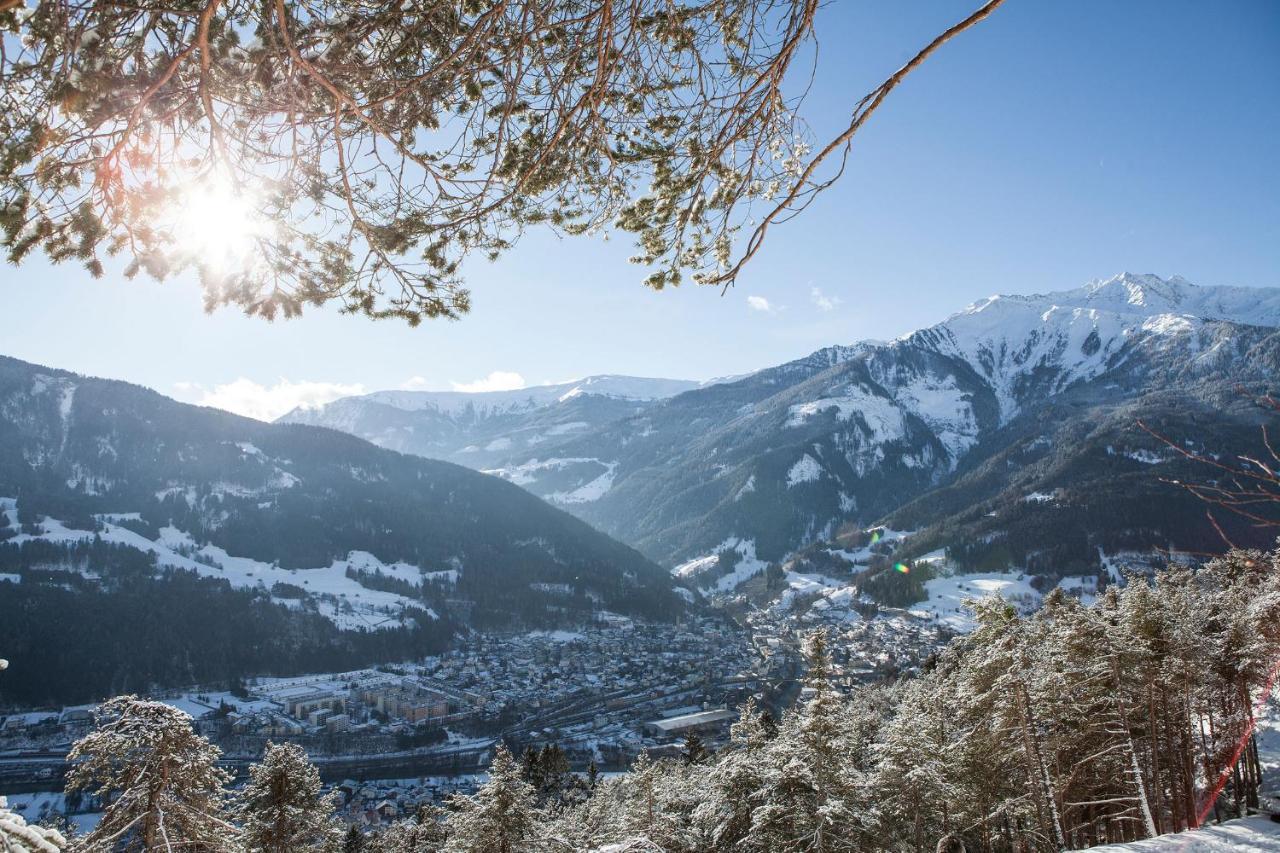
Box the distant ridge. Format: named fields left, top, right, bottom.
left=286, top=273, right=1280, bottom=576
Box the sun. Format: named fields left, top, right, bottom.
left=163, top=173, right=274, bottom=273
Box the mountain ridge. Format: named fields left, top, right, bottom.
left=274, top=274, right=1280, bottom=582
left=0, top=353, right=685, bottom=623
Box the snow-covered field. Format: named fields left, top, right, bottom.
left=671, top=538, right=769, bottom=593
left=157, top=690, right=279, bottom=718
left=908, top=571, right=1041, bottom=631
left=482, top=457, right=618, bottom=503
left=4, top=792, right=100, bottom=835
left=0, top=498, right=440, bottom=631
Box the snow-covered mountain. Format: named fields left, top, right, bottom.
left=361, top=375, right=702, bottom=415
left=289, top=274, right=1280, bottom=580
left=907, top=272, right=1280, bottom=422
left=278, top=374, right=707, bottom=468
left=0, top=355, right=684, bottom=626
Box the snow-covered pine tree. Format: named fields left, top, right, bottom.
left=236, top=741, right=341, bottom=852
left=692, top=698, right=770, bottom=847
left=342, top=824, right=365, bottom=852
left=871, top=679, right=959, bottom=851
left=742, top=630, right=863, bottom=852
left=444, top=745, right=539, bottom=853
left=65, top=696, right=237, bottom=851
left=615, top=749, right=697, bottom=850
left=0, top=795, right=66, bottom=853
left=0, top=656, right=65, bottom=853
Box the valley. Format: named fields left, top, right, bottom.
left=2, top=273, right=1278, bottom=848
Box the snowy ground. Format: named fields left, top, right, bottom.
left=4, top=791, right=100, bottom=835
left=776, top=572, right=864, bottom=618
left=0, top=498, right=441, bottom=630
left=1085, top=700, right=1280, bottom=849
left=908, top=571, right=1041, bottom=631
left=1088, top=816, right=1280, bottom=851
left=482, top=457, right=618, bottom=503
left=157, top=690, right=279, bottom=718
left=671, top=538, right=769, bottom=592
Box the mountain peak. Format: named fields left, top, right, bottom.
left=1079, top=272, right=1193, bottom=312
left=951, top=273, right=1280, bottom=330
left=1065, top=272, right=1280, bottom=325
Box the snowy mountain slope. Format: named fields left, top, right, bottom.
left=0, top=355, right=685, bottom=626
left=885, top=351, right=1280, bottom=576
left=280, top=273, right=1280, bottom=578
left=907, top=272, right=1280, bottom=423
left=0, top=495, right=439, bottom=632
left=506, top=274, right=1280, bottom=570
left=278, top=374, right=708, bottom=469
left=359, top=375, right=702, bottom=415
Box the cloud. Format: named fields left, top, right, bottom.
left=450, top=371, right=526, bottom=393
left=177, top=370, right=529, bottom=419
left=182, top=378, right=366, bottom=422
left=746, top=295, right=774, bottom=313
left=811, top=287, right=841, bottom=312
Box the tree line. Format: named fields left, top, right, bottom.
left=4, top=544, right=1277, bottom=851
left=0, top=567, right=452, bottom=707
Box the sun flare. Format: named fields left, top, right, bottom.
left=163, top=175, right=273, bottom=273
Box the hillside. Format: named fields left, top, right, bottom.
left=0, top=356, right=684, bottom=704
left=279, top=375, right=708, bottom=470
left=290, top=274, right=1280, bottom=587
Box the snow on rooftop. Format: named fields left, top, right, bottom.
left=645, top=708, right=737, bottom=732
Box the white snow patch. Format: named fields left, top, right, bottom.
left=524, top=630, right=584, bottom=643
left=786, top=454, right=824, bottom=487
left=672, top=553, right=720, bottom=579
left=786, top=386, right=906, bottom=444
left=1088, top=817, right=1280, bottom=852
left=671, top=538, right=769, bottom=592
left=8, top=513, right=434, bottom=631
left=546, top=421, right=589, bottom=436
left=548, top=462, right=618, bottom=504
left=1056, top=575, right=1100, bottom=606
left=908, top=572, right=1041, bottom=632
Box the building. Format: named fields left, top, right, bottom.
left=642, top=708, right=737, bottom=739
left=361, top=685, right=450, bottom=723
left=272, top=686, right=346, bottom=720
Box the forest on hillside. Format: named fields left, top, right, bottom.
left=6, top=545, right=1277, bottom=852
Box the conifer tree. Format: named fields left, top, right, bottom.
left=694, top=698, right=769, bottom=848
left=237, top=741, right=341, bottom=852
left=680, top=733, right=709, bottom=767
left=742, top=631, right=863, bottom=852
left=342, top=825, right=365, bottom=853
left=444, top=745, right=539, bottom=853
left=65, top=696, right=236, bottom=851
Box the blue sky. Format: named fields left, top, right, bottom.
left=2, top=0, right=1277, bottom=420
